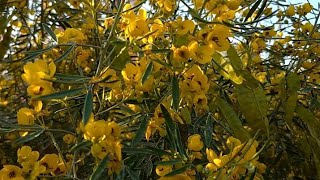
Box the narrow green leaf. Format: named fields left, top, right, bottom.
left=69, top=140, right=92, bottom=152
left=83, top=88, right=93, bottom=126
left=111, top=46, right=130, bottom=70
left=54, top=73, right=90, bottom=80
left=13, top=129, right=44, bottom=146
left=175, top=125, right=187, bottom=158
left=55, top=44, right=75, bottom=63
left=141, top=61, right=153, bottom=84
left=244, top=0, right=263, bottom=22
left=132, top=115, right=148, bottom=146
left=254, top=0, right=268, bottom=21
left=122, top=147, right=155, bottom=155
left=216, top=97, right=250, bottom=141
left=171, top=75, right=180, bottom=111
left=35, top=88, right=84, bottom=100
left=25, top=46, right=55, bottom=55
left=204, top=115, right=213, bottom=146
left=0, top=128, right=15, bottom=134
left=90, top=156, right=109, bottom=180
left=155, top=159, right=182, bottom=166
left=125, top=166, right=139, bottom=180
left=160, top=104, right=175, bottom=137
left=150, top=49, right=171, bottom=53
left=297, top=106, right=320, bottom=148
left=227, top=45, right=243, bottom=74
left=145, top=146, right=173, bottom=156
left=42, top=23, right=57, bottom=42
left=164, top=165, right=190, bottom=177
left=22, top=53, right=41, bottom=62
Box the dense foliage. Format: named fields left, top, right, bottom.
left=0, top=0, right=319, bottom=179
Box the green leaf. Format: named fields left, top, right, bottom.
left=155, top=159, right=182, bottom=166
left=122, top=147, right=155, bottom=155
left=164, top=165, right=190, bottom=177
left=13, top=129, right=44, bottom=146
left=141, top=61, right=153, bottom=84
left=160, top=104, right=175, bottom=138
left=89, top=156, right=109, bottom=180
left=254, top=0, right=268, bottom=21
left=227, top=45, right=242, bottom=74
left=126, top=166, right=139, bottom=180
left=54, top=73, right=90, bottom=80
left=297, top=106, right=320, bottom=148
left=216, top=97, right=250, bottom=141
left=35, top=88, right=84, bottom=101
left=284, top=92, right=298, bottom=126
left=244, top=0, right=263, bottom=22
left=69, top=140, right=92, bottom=152
left=55, top=44, right=75, bottom=63
left=175, top=124, right=187, bottom=158
left=111, top=45, right=130, bottom=70
left=82, top=88, right=93, bottom=126
left=0, top=128, right=15, bottom=134
left=132, top=115, right=148, bottom=146
left=204, top=115, right=213, bottom=146
left=42, top=23, right=57, bottom=42
left=25, top=46, right=55, bottom=55
left=235, top=84, right=269, bottom=135
left=171, top=75, right=180, bottom=111
left=22, top=53, right=41, bottom=62
left=145, top=146, right=173, bottom=156
left=180, top=106, right=191, bottom=124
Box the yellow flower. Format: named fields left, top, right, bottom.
left=76, top=47, right=91, bottom=68
left=21, top=59, right=56, bottom=85
left=91, top=143, right=108, bottom=160
left=206, top=148, right=217, bottom=163
left=157, top=0, right=176, bottom=12
left=226, top=136, right=242, bottom=150
left=84, top=120, right=107, bottom=142
left=107, top=160, right=122, bottom=175
left=188, top=41, right=213, bottom=64
left=226, top=0, right=242, bottom=10
left=105, top=121, right=122, bottom=139
left=60, top=28, right=86, bottom=43
left=286, top=5, right=295, bottom=16
left=17, top=146, right=39, bottom=172
left=17, top=108, right=35, bottom=125
left=96, top=68, right=120, bottom=89
left=150, top=19, right=165, bottom=37
left=63, top=134, right=75, bottom=144
left=0, top=165, right=24, bottom=180
left=156, top=165, right=172, bottom=176
left=172, top=46, right=192, bottom=64
left=193, top=93, right=208, bottom=109
left=172, top=16, right=195, bottom=35
left=82, top=17, right=95, bottom=29
left=51, top=162, right=70, bottom=176
left=26, top=81, right=55, bottom=97
left=187, top=134, right=204, bottom=151
left=40, top=154, right=59, bottom=174
left=121, top=63, right=142, bottom=84
left=213, top=155, right=230, bottom=168
left=29, top=100, right=43, bottom=112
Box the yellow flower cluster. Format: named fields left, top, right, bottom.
left=81, top=114, right=123, bottom=175
left=0, top=146, right=69, bottom=180
left=21, top=59, right=56, bottom=97
left=204, top=137, right=266, bottom=179
left=180, top=65, right=210, bottom=111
